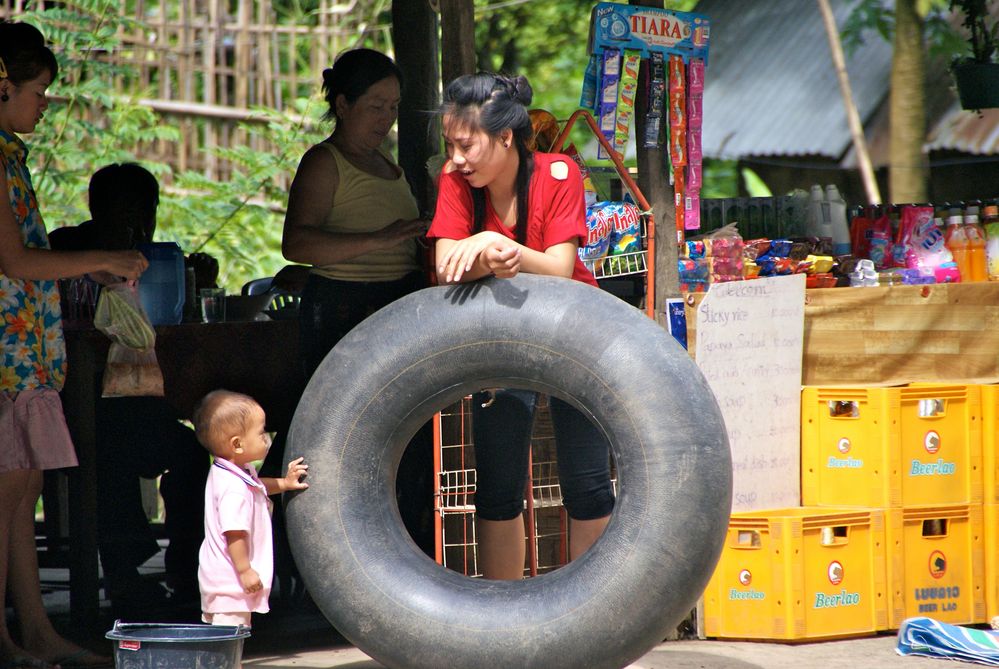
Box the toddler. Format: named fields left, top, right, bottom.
left=193, top=389, right=309, bottom=627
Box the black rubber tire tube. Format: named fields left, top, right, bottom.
left=284, top=273, right=732, bottom=669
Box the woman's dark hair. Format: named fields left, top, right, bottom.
left=442, top=73, right=534, bottom=245
left=321, top=48, right=402, bottom=122
left=0, top=21, right=59, bottom=85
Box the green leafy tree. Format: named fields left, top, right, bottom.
left=15, top=1, right=330, bottom=292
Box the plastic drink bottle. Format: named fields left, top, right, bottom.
left=944, top=214, right=971, bottom=282
left=983, top=204, right=999, bottom=280
left=964, top=205, right=988, bottom=282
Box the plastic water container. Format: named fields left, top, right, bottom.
left=106, top=621, right=250, bottom=668
left=136, top=242, right=185, bottom=325
left=825, top=185, right=852, bottom=256
left=805, top=184, right=832, bottom=246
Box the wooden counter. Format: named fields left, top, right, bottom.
left=685, top=282, right=999, bottom=386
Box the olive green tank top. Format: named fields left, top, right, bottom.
left=311, top=142, right=420, bottom=282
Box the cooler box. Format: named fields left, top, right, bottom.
left=703, top=507, right=888, bottom=641
left=801, top=385, right=982, bottom=508
left=886, top=504, right=986, bottom=628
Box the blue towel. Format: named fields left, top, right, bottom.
left=897, top=617, right=999, bottom=665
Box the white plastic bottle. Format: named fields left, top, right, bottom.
left=825, top=185, right=852, bottom=256
left=806, top=184, right=832, bottom=249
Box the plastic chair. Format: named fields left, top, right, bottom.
left=242, top=277, right=274, bottom=296
left=241, top=276, right=300, bottom=318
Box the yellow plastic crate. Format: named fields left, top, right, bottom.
left=981, top=386, right=999, bottom=505
left=986, top=504, right=998, bottom=622
left=801, top=385, right=982, bottom=508
left=885, top=504, right=986, bottom=628
left=704, top=507, right=888, bottom=641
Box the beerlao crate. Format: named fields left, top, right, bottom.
left=980, top=386, right=999, bottom=505
left=801, top=385, right=982, bottom=508
left=985, top=504, right=998, bottom=622
left=885, top=504, right=986, bottom=629
left=703, top=507, right=889, bottom=641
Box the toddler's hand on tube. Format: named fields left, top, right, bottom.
left=283, top=456, right=310, bottom=491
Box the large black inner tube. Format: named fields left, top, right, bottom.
left=284, top=274, right=732, bottom=669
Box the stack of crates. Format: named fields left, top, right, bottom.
left=705, top=383, right=988, bottom=641
left=980, top=386, right=999, bottom=626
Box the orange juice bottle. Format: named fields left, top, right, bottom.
left=964, top=205, right=988, bottom=282
left=944, top=213, right=971, bottom=281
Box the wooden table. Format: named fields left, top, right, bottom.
left=58, top=318, right=303, bottom=625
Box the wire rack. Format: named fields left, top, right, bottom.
left=433, top=395, right=616, bottom=578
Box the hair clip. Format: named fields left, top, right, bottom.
left=0, top=57, right=7, bottom=80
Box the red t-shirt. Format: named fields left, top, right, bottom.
left=428, top=152, right=597, bottom=286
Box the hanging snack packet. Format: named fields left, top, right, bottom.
left=580, top=53, right=599, bottom=111
left=606, top=201, right=642, bottom=256
left=598, top=49, right=621, bottom=159
left=579, top=201, right=615, bottom=266
left=645, top=53, right=666, bottom=149
left=614, top=50, right=641, bottom=156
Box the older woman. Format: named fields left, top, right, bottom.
left=281, top=48, right=431, bottom=553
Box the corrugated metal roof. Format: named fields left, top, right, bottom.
left=926, top=104, right=999, bottom=154
left=698, top=0, right=892, bottom=160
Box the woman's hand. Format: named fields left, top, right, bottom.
left=380, top=217, right=429, bottom=245
left=101, top=250, right=148, bottom=281
left=482, top=244, right=521, bottom=279
left=437, top=231, right=512, bottom=283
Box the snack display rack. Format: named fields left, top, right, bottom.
left=432, top=109, right=651, bottom=576
left=553, top=109, right=656, bottom=318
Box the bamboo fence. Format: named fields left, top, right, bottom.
left=1, top=0, right=395, bottom=180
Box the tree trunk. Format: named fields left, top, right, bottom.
left=890, top=0, right=928, bottom=203
left=816, top=0, right=882, bottom=204
left=392, top=0, right=441, bottom=213
left=440, top=0, right=476, bottom=85
left=630, top=0, right=677, bottom=327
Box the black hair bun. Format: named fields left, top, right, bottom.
left=510, top=75, right=533, bottom=107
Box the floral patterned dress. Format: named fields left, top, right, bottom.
left=0, top=128, right=77, bottom=472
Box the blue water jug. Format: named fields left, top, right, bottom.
left=136, top=242, right=185, bottom=325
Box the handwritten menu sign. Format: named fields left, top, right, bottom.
left=694, top=274, right=805, bottom=511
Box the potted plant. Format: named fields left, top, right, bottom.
left=950, top=0, right=999, bottom=109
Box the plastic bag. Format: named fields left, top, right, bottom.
left=93, top=282, right=164, bottom=397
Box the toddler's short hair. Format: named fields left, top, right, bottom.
left=193, top=389, right=260, bottom=456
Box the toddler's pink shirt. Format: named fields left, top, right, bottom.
left=199, top=457, right=274, bottom=614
